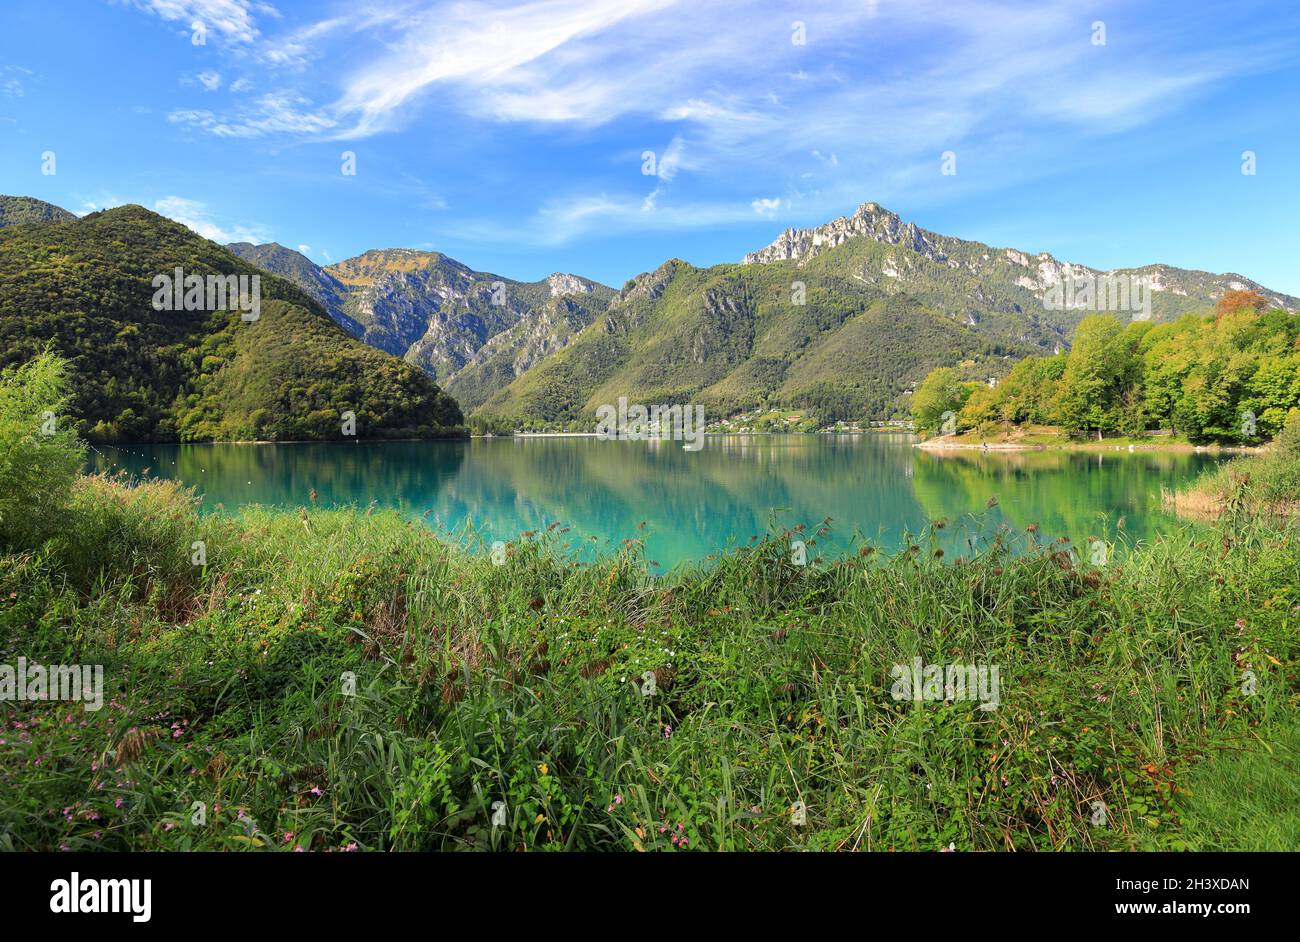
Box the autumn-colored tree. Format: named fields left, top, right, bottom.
left=1216, top=289, right=1269, bottom=317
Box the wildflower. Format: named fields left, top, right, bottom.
left=940, top=842, right=956, bottom=852
left=663, top=725, right=672, bottom=739
left=537, top=762, right=548, bottom=776
left=283, top=832, right=295, bottom=844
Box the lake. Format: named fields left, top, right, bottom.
left=88, top=434, right=1224, bottom=570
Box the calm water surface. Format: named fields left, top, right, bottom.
left=89, top=434, right=1223, bottom=569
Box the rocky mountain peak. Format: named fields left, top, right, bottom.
left=546, top=272, right=595, bottom=297
left=741, top=200, right=943, bottom=265
left=620, top=258, right=686, bottom=302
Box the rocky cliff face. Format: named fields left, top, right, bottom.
left=546, top=272, right=596, bottom=297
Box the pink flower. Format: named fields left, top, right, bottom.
left=283, top=831, right=295, bottom=844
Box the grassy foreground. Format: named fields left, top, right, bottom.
left=2, top=469, right=1298, bottom=852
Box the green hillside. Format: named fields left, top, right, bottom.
left=472, top=255, right=1010, bottom=430
left=0, top=205, right=464, bottom=442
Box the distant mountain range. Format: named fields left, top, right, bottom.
left=229, top=200, right=1299, bottom=430
left=0, top=195, right=76, bottom=229
left=224, top=241, right=615, bottom=412
left=6, top=193, right=1296, bottom=436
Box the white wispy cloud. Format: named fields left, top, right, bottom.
left=169, top=92, right=337, bottom=137
left=1, top=65, right=32, bottom=99
left=193, top=70, right=223, bottom=91
left=127, top=0, right=263, bottom=44
left=154, top=195, right=271, bottom=243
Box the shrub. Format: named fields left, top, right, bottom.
left=1274, top=410, right=1300, bottom=457
left=0, top=352, right=84, bottom=550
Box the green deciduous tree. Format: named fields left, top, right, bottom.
left=911, top=367, right=975, bottom=433
left=0, top=351, right=85, bottom=549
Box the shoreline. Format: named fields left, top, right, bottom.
left=90, top=431, right=1261, bottom=457
left=915, top=437, right=1262, bottom=456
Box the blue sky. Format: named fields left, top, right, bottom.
left=2, top=0, right=1298, bottom=293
